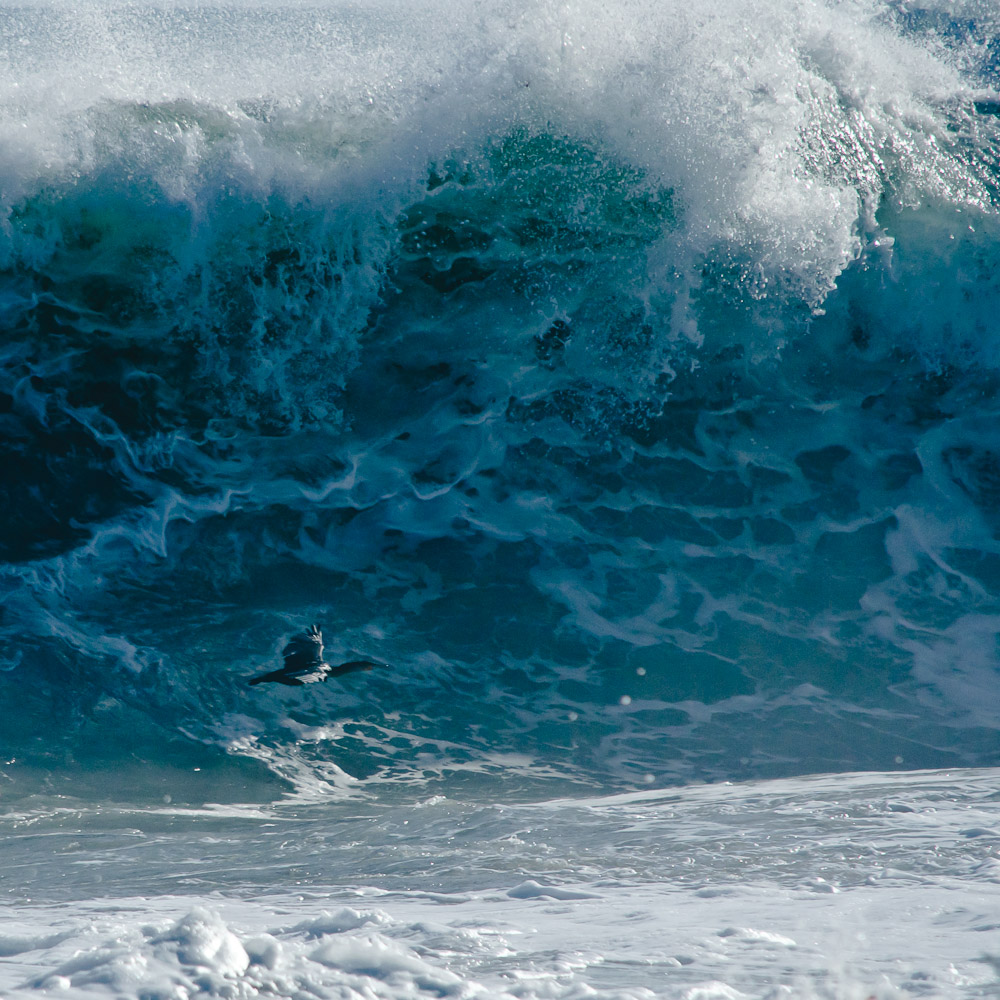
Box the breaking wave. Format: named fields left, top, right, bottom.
left=2, top=0, right=1000, bottom=804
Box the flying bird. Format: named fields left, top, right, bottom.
left=248, top=624, right=381, bottom=687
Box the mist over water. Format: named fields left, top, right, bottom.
left=1, top=0, right=999, bottom=805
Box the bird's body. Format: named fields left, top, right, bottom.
left=248, top=625, right=379, bottom=687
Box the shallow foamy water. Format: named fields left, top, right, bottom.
left=3, top=769, right=999, bottom=999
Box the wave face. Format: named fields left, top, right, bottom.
left=2, top=0, right=1000, bottom=804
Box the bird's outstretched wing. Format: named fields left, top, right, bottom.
left=248, top=667, right=306, bottom=687
left=326, top=660, right=380, bottom=678
left=282, top=623, right=324, bottom=673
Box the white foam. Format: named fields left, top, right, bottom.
left=1, top=0, right=993, bottom=315
left=507, top=880, right=602, bottom=900
left=154, top=908, right=249, bottom=977
left=3, top=769, right=1000, bottom=999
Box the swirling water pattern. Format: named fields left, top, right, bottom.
left=1, top=0, right=999, bottom=804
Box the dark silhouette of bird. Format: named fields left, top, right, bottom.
left=248, top=624, right=381, bottom=687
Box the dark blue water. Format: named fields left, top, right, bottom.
left=1, top=0, right=999, bottom=807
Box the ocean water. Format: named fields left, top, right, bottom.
left=2, top=0, right=1000, bottom=996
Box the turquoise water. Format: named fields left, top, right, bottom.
left=1, top=0, right=999, bottom=807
